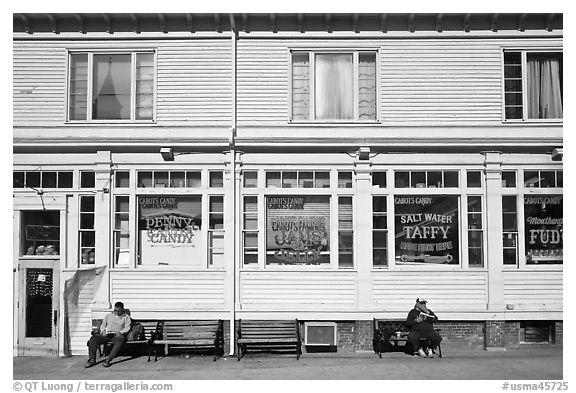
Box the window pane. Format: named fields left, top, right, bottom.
left=315, top=172, right=330, bottom=188
left=292, top=52, right=310, bottom=120
left=170, top=171, right=185, bottom=188
left=467, top=171, right=482, bottom=188
left=468, top=196, right=482, bottom=213
left=80, top=231, right=95, bottom=247
left=524, top=171, right=539, bottom=188
left=468, top=245, right=483, bottom=266
left=80, top=171, right=95, bottom=188
left=556, top=171, right=563, bottom=187
left=69, top=53, right=88, bottom=120
left=373, top=215, right=387, bottom=230
left=154, top=172, right=168, bottom=188
left=138, top=172, right=152, bottom=188
left=243, top=171, right=258, bottom=188
left=338, top=172, right=352, bottom=188
left=266, top=172, right=281, bottom=188
left=13, top=172, right=25, bottom=188
left=372, top=171, right=386, bottom=188
left=41, top=172, right=57, bottom=188
left=135, top=53, right=154, bottom=120
left=527, top=53, right=562, bottom=119
left=539, top=171, right=555, bottom=188
left=373, top=248, right=388, bottom=267
left=444, top=171, right=459, bottom=187
left=26, top=172, right=40, bottom=188
left=58, top=172, right=73, bottom=188
left=502, top=196, right=517, bottom=212
left=210, top=196, right=224, bottom=212
left=427, top=171, right=442, bottom=188
left=315, top=54, right=353, bottom=120
left=92, top=54, right=131, bottom=120
left=358, top=52, right=377, bottom=120
left=282, top=172, right=297, bottom=188
left=524, top=195, right=562, bottom=265
left=503, top=248, right=517, bottom=265
left=21, top=211, right=60, bottom=256
left=395, top=172, right=409, bottom=188
left=186, top=171, right=201, bottom=188
left=411, top=172, right=425, bottom=188
left=502, top=171, right=516, bottom=188
left=298, top=172, right=314, bottom=188
left=244, top=232, right=258, bottom=248
left=338, top=197, right=353, bottom=229
left=80, top=213, right=94, bottom=230
left=373, top=196, right=386, bottom=213
left=209, top=214, right=224, bottom=229
left=115, top=196, right=129, bottom=212
left=373, top=231, right=387, bottom=248
left=209, top=172, right=224, bottom=188
left=503, top=214, right=518, bottom=232
left=80, top=196, right=95, bottom=212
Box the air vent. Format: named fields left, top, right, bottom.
left=304, top=322, right=337, bottom=346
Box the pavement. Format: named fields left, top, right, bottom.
left=12, top=347, right=563, bottom=380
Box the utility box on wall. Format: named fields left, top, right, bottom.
left=304, top=322, right=337, bottom=346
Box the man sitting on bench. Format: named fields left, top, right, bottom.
left=404, top=297, right=442, bottom=358
left=86, top=301, right=132, bottom=368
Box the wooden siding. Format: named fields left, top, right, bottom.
left=110, top=271, right=226, bottom=311
left=236, top=37, right=562, bottom=126
left=13, top=43, right=67, bottom=125
left=13, top=39, right=232, bottom=127
left=503, top=270, right=562, bottom=311
left=63, top=271, right=95, bottom=355
left=372, top=271, right=488, bottom=311
left=240, top=271, right=356, bottom=309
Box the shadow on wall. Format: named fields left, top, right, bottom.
left=62, top=266, right=106, bottom=356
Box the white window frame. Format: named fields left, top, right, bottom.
left=501, top=48, right=563, bottom=123
left=289, top=49, right=380, bottom=123
left=66, top=49, right=157, bottom=123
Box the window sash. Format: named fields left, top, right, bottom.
left=68, top=51, right=155, bottom=122
left=291, top=51, right=377, bottom=121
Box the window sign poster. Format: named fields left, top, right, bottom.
left=137, top=196, right=202, bottom=266
left=524, top=195, right=563, bottom=264
left=394, top=196, right=459, bottom=264
left=266, top=196, right=330, bottom=265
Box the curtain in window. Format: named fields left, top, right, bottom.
left=358, top=53, right=377, bottom=120
left=292, top=53, right=310, bottom=120
left=527, top=55, right=562, bottom=119
left=315, top=54, right=353, bottom=119
left=92, top=54, right=131, bottom=120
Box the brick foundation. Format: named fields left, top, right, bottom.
left=504, top=321, right=521, bottom=348
left=485, top=321, right=506, bottom=349
left=337, top=321, right=355, bottom=352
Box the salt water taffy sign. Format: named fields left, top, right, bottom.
left=394, top=196, right=459, bottom=264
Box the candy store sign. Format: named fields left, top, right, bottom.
left=144, top=214, right=200, bottom=244
left=270, top=216, right=328, bottom=262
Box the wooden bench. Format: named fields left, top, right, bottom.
left=373, top=319, right=442, bottom=358
left=89, top=319, right=161, bottom=362
left=151, top=320, right=224, bottom=361
left=236, top=319, right=302, bottom=361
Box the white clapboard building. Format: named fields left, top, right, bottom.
left=13, top=13, right=562, bottom=356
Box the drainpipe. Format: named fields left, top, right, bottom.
left=229, top=15, right=239, bottom=356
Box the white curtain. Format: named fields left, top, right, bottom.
left=315, top=54, right=353, bottom=119
left=527, top=56, right=562, bottom=119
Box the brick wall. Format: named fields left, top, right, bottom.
left=435, top=321, right=485, bottom=350
left=485, top=321, right=506, bottom=348
left=337, top=321, right=355, bottom=352
left=504, top=321, right=521, bottom=349
left=354, top=320, right=373, bottom=351
left=223, top=320, right=230, bottom=355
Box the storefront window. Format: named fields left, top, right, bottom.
left=79, top=196, right=95, bottom=265
left=243, top=196, right=259, bottom=266
left=137, top=195, right=202, bottom=267
left=467, top=196, right=484, bottom=267
left=114, top=196, right=130, bottom=267
left=394, top=196, right=459, bottom=265
left=372, top=196, right=388, bottom=267
left=524, top=195, right=562, bottom=264
left=21, top=211, right=60, bottom=256
left=208, top=196, right=225, bottom=267
left=502, top=196, right=518, bottom=266
left=338, top=197, right=353, bottom=268
left=266, top=196, right=330, bottom=266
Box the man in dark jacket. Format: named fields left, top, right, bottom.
left=405, top=297, right=442, bottom=357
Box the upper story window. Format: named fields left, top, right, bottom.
left=68, top=51, right=155, bottom=122
left=503, top=50, right=562, bottom=121
left=291, top=51, right=377, bottom=121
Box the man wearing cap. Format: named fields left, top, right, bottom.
left=405, top=297, right=442, bottom=357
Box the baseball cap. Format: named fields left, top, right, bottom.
left=416, top=297, right=427, bottom=304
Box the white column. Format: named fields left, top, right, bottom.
left=354, top=159, right=373, bottom=310
left=92, top=151, right=112, bottom=311
left=483, top=151, right=505, bottom=312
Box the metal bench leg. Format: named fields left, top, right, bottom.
left=237, top=343, right=243, bottom=361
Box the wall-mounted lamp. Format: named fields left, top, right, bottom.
left=357, top=147, right=371, bottom=161
left=160, top=147, right=175, bottom=161
left=551, top=147, right=563, bottom=161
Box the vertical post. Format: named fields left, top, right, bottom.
left=483, top=151, right=505, bottom=313
left=354, top=153, right=373, bottom=310
left=92, top=150, right=112, bottom=311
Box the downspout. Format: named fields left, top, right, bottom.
left=229, top=15, right=239, bottom=356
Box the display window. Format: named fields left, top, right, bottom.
left=21, top=211, right=60, bottom=257
left=394, top=196, right=459, bottom=265
left=524, top=195, right=562, bottom=264
left=137, top=195, right=202, bottom=266
left=265, top=195, right=330, bottom=265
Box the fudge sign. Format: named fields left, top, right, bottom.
left=394, top=196, right=459, bottom=264
left=524, top=195, right=563, bottom=261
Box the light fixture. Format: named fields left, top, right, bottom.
left=551, top=147, right=563, bottom=161
left=160, top=147, right=174, bottom=161
left=357, top=147, right=371, bottom=161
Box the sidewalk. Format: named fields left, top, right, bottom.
left=13, top=347, right=563, bottom=380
